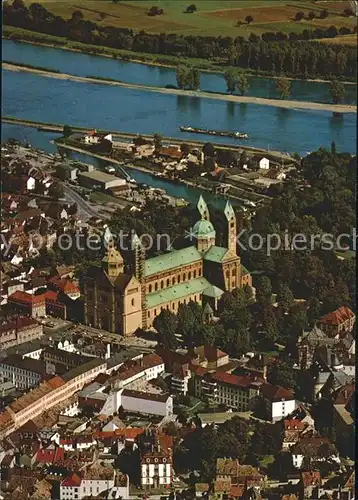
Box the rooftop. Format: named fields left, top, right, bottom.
left=144, top=246, right=202, bottom=277
left=0, top=354, right=46, bottom=375
left=260, top=383, right=295, bottom=402
left=61, top=358, right=106, bottom=382
left=203, top=245, right=229, bottom=263
left=146, top=277, right=211, bottom=309
left=8, top=376, right=65, bottom=414
left=78, top=170, right=126, bottom=185
left=318, top=306, right=355, bottom=326
left=121, top=389, right=170, bottom=403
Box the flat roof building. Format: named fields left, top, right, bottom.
left=78, top=171, right=126, bottom=191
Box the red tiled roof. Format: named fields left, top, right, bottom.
left=95, top=428, right=145, bottom=440
left=260, top=383, right=294, bottom=402
left=284, top=419, right=307, bottom=431
left=48, top=276, right=80, bottom=294
left=8, top=290, right=45, bottom=305
left=301, top=471, right=321, bottom=488
left=210, top=371, right=264, bottom=388
left=36, top=447, right=65, bottom=464
left=45, top=290, right=59, bottom=302
left=0, top=316, right=39, bottom=334
left=319, top=306, right=355, bottom=326
left=61, top=473, right=82, bottom=487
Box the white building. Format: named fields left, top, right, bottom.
left=60, top=467, right=128, bottom=500
left=120, top=389, right=173, bottom=417
left=84, top=131, right=113, bottom=144
left=0, top=354, right=45, bottom=390
left=260, top=383, right=296, bottom=422
left=141, top=442, right=173, bottom=488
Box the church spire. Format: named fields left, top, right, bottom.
left=197, top=195, right=210, bottom=221
left=102, top=227, right=124, bottom=278
left=224, top=200, right=237, bottom=254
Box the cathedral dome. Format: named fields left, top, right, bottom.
left=192, top=219, right=216, bottom=239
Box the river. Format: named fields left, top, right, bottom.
left=3, top=39, right=357, bottom=105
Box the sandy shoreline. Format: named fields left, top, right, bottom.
left=4, top=62, right=356, bottom=114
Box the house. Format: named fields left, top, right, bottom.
left=48, top=275, right=81, bottom=300
left=260, top=383, right=296, bottom=422
left=140, top=434, right=173, bottom=488
left=0, top=316, right=43, bottom=350
left=332, top=383, right=355, bottom=457
left=8, top=290, right=46, bottom=318
left=317, top=306, right=355, bottom=339
left=251, top=156, right=270, bottom=170
left=282, top=419, right=316, bottom=449
left=291, top=437, right=340, bottom=469
left=78, top=170, right=126, bottom=191
left=298, top=471, right=321, bottom=500
left=83, top=130, right=113, bottom=145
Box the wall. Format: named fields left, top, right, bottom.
left=272, top=399, right=296, bottom=421
left=120, top=394, right=172, bottom=417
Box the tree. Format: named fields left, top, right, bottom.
left=99, top=12, right=106, bottom=21
left=191, top=68, right=201, bottom=90
left=180, top=143, right=191, bottom=156
left=308, top=11, right=316, bottom=20
left=203, top=142, right=215, bottom=158
left=185, top=4, right=197, bottom=13
left=48, top=182, right=64, bottom=199
left=239, top=151, right=248, bottom=168
left=154, top=309, right=178, bottom=349
left=224, top=68, right=237, bottom=94
left=268, top=361, right=297, bottom=390
left=276, top=77, right=292, bottom=100
left=320, top=9, right=328, bottom=19
left=343, top=8, right=353, bottom=17
left=153, top=133, right=162, bottom=152
left=256, top=276, right=273, bottom=306
left=276, top=283, right=295, bottom=311
left=295, top=11, right=305, bottom=21
left=63, top=124, right=73, bottom=138
left=245, top=15, right=253, bottom=24
left=148, top=6, right=163, bottom=16
left=176, top=65, right=187, bottom=89
left=329, top=79, right=345, bottom=104
left=71, top=10, right=83, bottom=23
left=237, top=73, right=250, bottom=96
left=12, top=0, right=25, bottom=9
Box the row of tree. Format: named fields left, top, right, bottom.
left=176, top=65, right=201, bottom=90
left=3, top=1, right=357, bottom=80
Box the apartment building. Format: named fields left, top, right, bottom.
left=0, top=316, right=43, bottom=350
left=0, top=358, right=107, bottom=437
left=193, top=369, right=264, bottom=411
left=0, top=354, right=46, bottom=390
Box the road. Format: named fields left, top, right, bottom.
left=63, top=182, right=110, bottom=221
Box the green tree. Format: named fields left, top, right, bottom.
left=268, top=361, right=297, bottom=390
left=154, top=309, right=178, bottom=349
left=228, top=43, right=239, bottom=66
left=276, top=282, right=295, bottom=311
left=48, top=182, right=64, bottom=199
left=276, top=77, right=292, bottom=99
left=153, top=133, right=162, bottom=152
left=329, top=79, right=345, bottom=104
left=176, top=65, right=187, bottom=89
left=186, top=4, right=197, bottom=13
left=320, top=9, right=328, bottom=19
left=203, top=142, right=215, bottom=158
left=295, top=11, right=305, bottom=21
left=245, top=15, right=253, bottom=24
left=191, top=68, right=201, bottom=90
left=176, top=301, right=203, bottom=347
left=256, top=276, right=273, bottom=306
left=331, top=140, right=337, bottom=154
left=308, top=11, right=316, bottom=20
left=224, top=68, right=237, bottom=94
left=237, top=73, right=250, bottom=96
left=63, top=124, right=73, bottom=138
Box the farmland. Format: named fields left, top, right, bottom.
left=20, top=0, right=356, bottom=41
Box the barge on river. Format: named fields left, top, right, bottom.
left=180, top=126, right=248, bottom=139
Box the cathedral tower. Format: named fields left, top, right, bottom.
left=102, top=227, right=124, bottom=279
left=131, top=232, right=147, bottom=329
left=193, top=196, right=216, bottom=252
left=224, top=200, right=237, bottom=255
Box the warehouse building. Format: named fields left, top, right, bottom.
left=78, top=171, right=126, bottom=191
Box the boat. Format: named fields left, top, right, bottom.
left=180, top=126, right=248, bottom=139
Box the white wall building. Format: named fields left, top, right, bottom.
left=260, top=383, right=296, bottom=422
left=120, top=390, right=173, bottom=417
left=60, top=467, right=128, bottom=500
left=141, top=453, right=173, bottom=488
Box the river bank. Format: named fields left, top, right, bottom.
left=53, top=140, right=266, bottom=206
left=4, top=62, right=356, bottom=114
left=3, top=27, right=357, bottom=86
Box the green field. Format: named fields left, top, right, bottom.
left=21, top=0, right=356, bottom=40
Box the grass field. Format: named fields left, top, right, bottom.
left=21, top=0, right=356, bottom=40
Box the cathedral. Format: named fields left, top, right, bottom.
left=83, top=196, right=252, bottom=336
